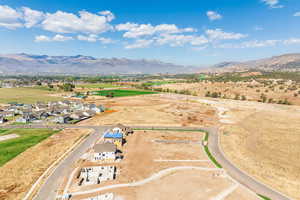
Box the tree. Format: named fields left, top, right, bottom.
left=205, top=91, right=211, bottom=97
left=241, top=95, right=246, bottom=101
left=60, top=83, right=75, bottom=92
left=211, top=92, right=219, bottom=98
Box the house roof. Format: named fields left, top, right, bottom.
left=94, top=143, right=117, bottom=153
left=104, top=132, right=123, bottom=139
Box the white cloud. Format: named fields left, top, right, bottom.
left=0, top=5, right=23, bottom=29
left=22, top=7, right=45, bottom=28
left=156, top=34, right=208, bottom=47
left=35, top=34, right=73, bottom=42
left=205, top=29, right=247, bottom=41
left=293, top=12, right=300, bottom=17
left=77, top=34, right=114, bottom=44
left=261, top=0, right=283, bottom=8
left=283, top=38, right=300, bottom=45
left=98, top=10, right=115, bottom=21
left=34, top=35, right=51, bottom=42
left=77, top=34, right=98, bottom=42
left=42, top=10, right=114, bottom=34
left=52, top=34, right=73, bottom=41
left=116, top=23, right=196, bottom=38
left=125, top=39, right=153, bottom=49
left=206, top=11, right=222, bottom=21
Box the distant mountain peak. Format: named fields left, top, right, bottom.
left=0, top=53, right=198, bottom=75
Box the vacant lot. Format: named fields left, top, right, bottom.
left=0, top=87, right=63, bottom=104
left=220, top=109, right=300, bottom=199
left=93, top=89, right=157, bottom=97
left=80, top=94, right=216, bottom=127
left=0, top=128, right=58, bottom=166
left=70, top=130, right=259, bottom=200
left=0, top=128, right=91, bottom=200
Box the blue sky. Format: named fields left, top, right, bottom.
left=0, top=0, right=300, bottom=66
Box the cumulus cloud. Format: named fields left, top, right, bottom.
left=99, top=10, right=115, bottom=21
left=22, top=7, right=45, bottom=28
left=77, top=34, right=114, bottom=44
left=294, top=12, right=300, bottom=17
left=125, top=39, right=154, bottom=49
left=35, top=34, right=73, bottom=42
left=41, top=10, right=113, bottom=34
left=156, top=34, right=208, bottom=47
left=0, top=5, right=23, bottom=29
left=0, top=4, right=116, bottom=36
left=116, top=23, right=196, bottom=38
left=261, top=0, right=283, bottom=8
left=205, top=29, right=247, bottom=41
left=206, top=11, right=222, bottom=21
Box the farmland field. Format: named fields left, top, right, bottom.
left=93, top=89, right=157, bottom=97
left=76, top=83, right=121, bottom=89
left=0, top=87, right=63, bottom=104
left=0, top=128, right=58, bottom=166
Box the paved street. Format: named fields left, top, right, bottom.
left=32, top=126, right=109, bottom=200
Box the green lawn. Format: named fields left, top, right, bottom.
left=76, top=83, right=121, bottom=89
left=0, top=128, right=58, bottom=166
left=93, top=89, right=157, bottom=97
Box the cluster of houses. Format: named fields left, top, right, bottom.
left=0, top=100, right=105, bottom=124
left=75, top=124, right=133, bottom=189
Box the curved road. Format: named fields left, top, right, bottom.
left=3, top=124, right=289, bottom=200
left=207, top=126, right=291, bottom=200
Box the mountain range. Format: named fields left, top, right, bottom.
left=0, top=53, right=299, bottom=75
left=203, top=53, right=300, bottom=73
left=0, top=53, right=196, bottom=75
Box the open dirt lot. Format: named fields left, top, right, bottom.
left=220, top=109, right=300, bottom=199
left=0, top=128, right=91, bottom=200
left=80, top=94, right=217, bottom=127
left=67, top=129, right=258, bottom=200
left=67, top=130, right=213, bottom=193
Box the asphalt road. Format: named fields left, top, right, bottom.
left=207, top=127, right=291, bottom=200
left=32, top=126, right=108, bottom=200
left=1, top=124, right=289, bottom=200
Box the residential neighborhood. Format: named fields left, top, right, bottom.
left=0, top=100, right=105, bottom=125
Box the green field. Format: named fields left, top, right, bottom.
left=93, top=89, right=157, bottom=97
left=0, top=128, right=58, bottom=166
left=0, top=87, right=63, bottom=104
left=76, top=83, right=121, bottom=89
